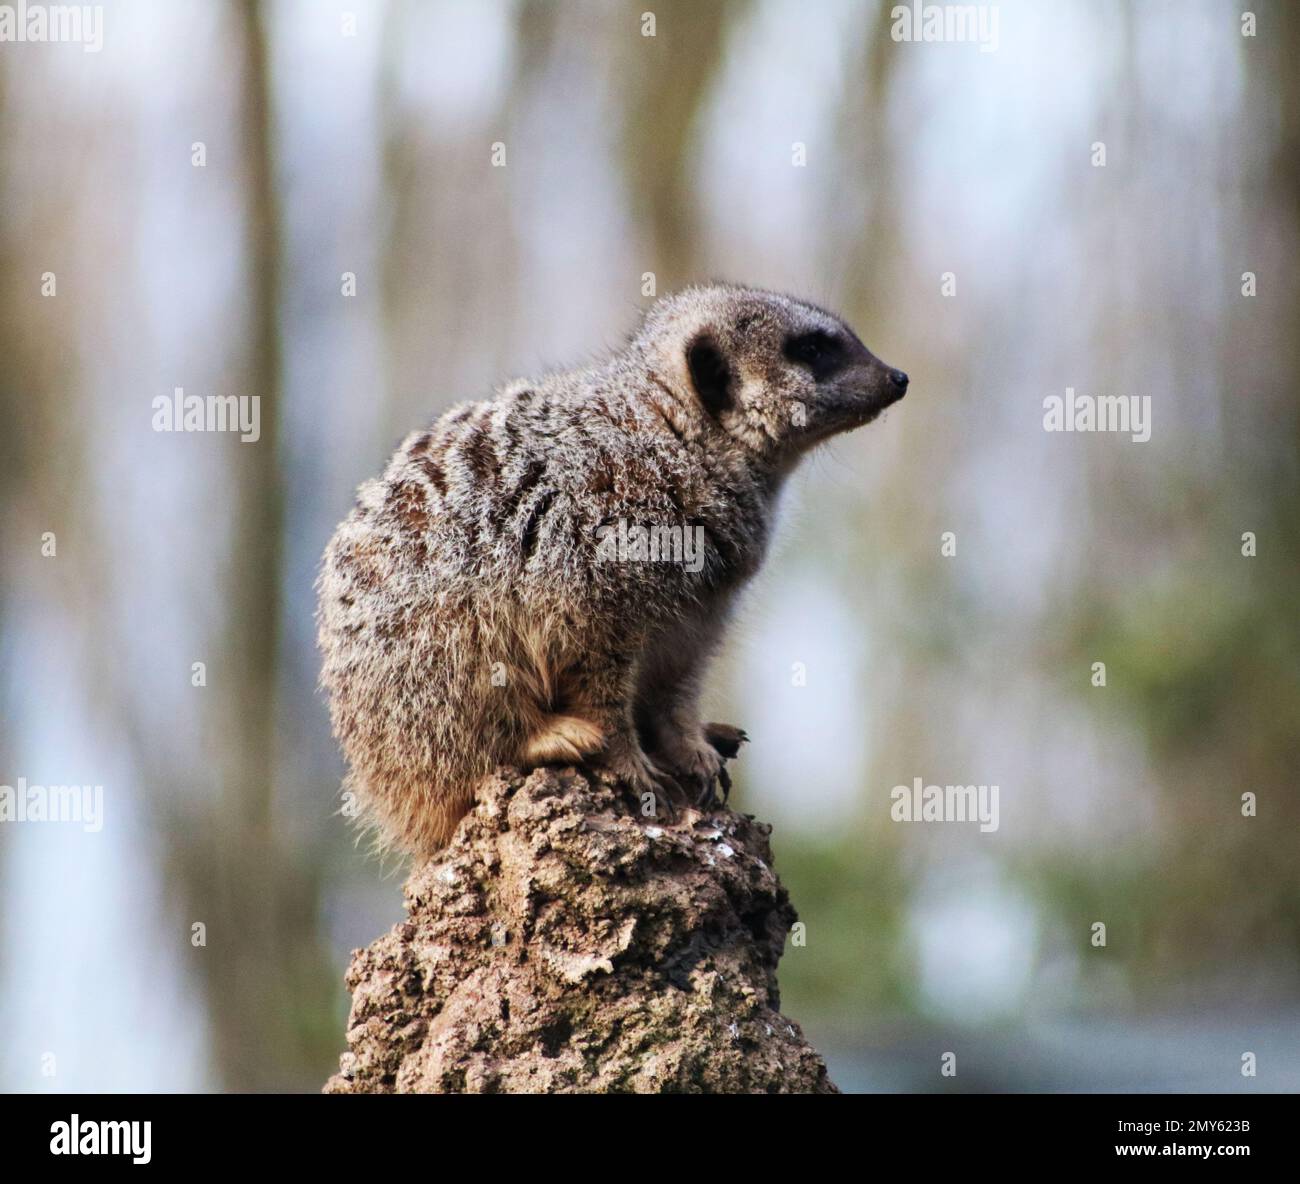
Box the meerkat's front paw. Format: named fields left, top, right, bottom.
left=655, top=731, right=730, bottom=810
left=689, top=723, right=749, bottom=807
left=703, top=722, right=749, bottom=760
left=595, top=745, right=687, bottom=823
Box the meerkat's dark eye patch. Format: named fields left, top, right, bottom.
left=784, top=330, right=845, bottom=379
left=686, top=332, right=733, bottom=416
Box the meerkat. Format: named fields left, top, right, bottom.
left=317, top=284, right=908, bottom=858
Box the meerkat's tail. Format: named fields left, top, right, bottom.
left=521, top=714, right=605, bottom=766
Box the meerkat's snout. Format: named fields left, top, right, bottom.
left=854, top=353, right=908, bottom=410
left=781, top=321, right=909, bottom=447
left=871, top=362, right=909, bottom=411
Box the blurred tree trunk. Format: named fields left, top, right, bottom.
left=148, top=0, right=338, bottom=1090
left=0, top=66, right=97, bottom=783
left=618, top=0, right=740, bottom=289
left=835, top=2, right=922, bottom=826
left=0, top=46, right=11, bottom=960
left=376, top=0, right=523, bottom=439
left=1272, top=2, right=1300, bottom=468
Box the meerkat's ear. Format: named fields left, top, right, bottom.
left=686, top=332, right=733, bottom=416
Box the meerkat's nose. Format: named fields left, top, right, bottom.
left=889, top=369, right=909, bottom=390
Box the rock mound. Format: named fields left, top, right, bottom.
left=325, top=766, right=837, bottom=1093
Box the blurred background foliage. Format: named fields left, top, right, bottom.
left=1, top=0, right=1297, bottom=1091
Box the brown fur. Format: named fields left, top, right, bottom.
left=317, top=284, right=907, bottom=857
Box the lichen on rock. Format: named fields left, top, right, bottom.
left=324, top=765, right=837, bottom=1094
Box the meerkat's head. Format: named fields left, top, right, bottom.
left=636, top=284, right=908, bottom=466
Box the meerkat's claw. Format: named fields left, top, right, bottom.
left=595, top=748, right=690, bottom=823
left=654, top=785, right=679, bottom=823
left=703, top=722, right=748, bottom=760
left=646, top=766, right=693, bottom=823
left=694, top=761, right=734, bottom=810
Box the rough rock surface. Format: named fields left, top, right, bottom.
left=324, top=766, right=837, bottom=1093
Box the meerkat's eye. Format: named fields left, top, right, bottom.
left=784, top=330, right=842, bottom=376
